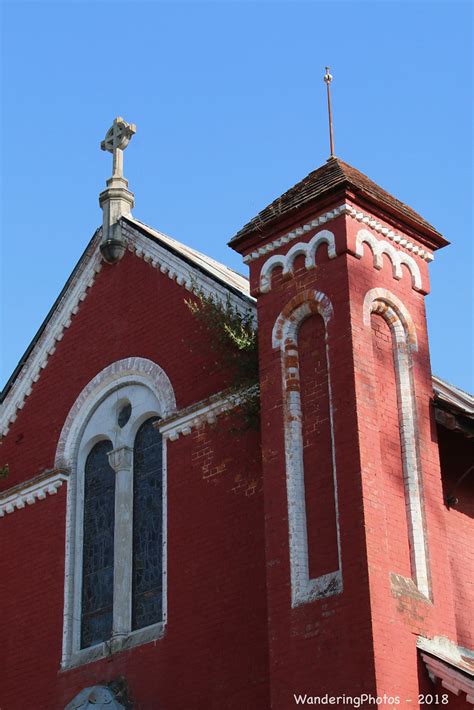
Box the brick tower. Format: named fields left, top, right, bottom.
left=230, top=157, right=459, bottom=707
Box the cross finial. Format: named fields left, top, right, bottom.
left=101, top=117, right=136, bottom=180
left=323, top=67, right=335, bottom=158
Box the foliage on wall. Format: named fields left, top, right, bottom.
left=186, top=288, right=260, bottom=430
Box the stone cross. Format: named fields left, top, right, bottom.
left=101, top=117, right=136, bottom=180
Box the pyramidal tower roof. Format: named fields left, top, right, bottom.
left=229, top=156, right=447, bottom=251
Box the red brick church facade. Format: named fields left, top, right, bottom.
left=1, top=129, right=473, bottom=709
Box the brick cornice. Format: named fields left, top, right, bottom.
left=243, top=203, right=434, bottom=264
left=0, top=468, right=69, bottom=517
left=158, top=387, right=255, bottom=441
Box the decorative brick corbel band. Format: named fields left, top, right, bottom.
left=158, top=387, right=255, bottom=441
left=122, top=219, right=255, bottom=318
left=259, top=230, right=337, bottom=293
left=417, top=637, right=474, bottom=703
left=355, top=229, right=423, bottom=291
left=243, top=203, right=434, bottom=264
left=0, top=468, right=69, bottom=517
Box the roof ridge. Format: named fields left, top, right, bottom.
left=230, top=157, right=444, bottom=246
left=127, top=216, right=250, bottom=289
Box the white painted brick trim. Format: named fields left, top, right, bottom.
left=55, top=357, right=176, bottom=470
left=0, top=469, right=69, bottom=517
left=0, top=232, right=103, bottom=438
left=122, top=221, right=255, bottom=318
left=272, top=291, right=343, bottom=607
left=355, top=229, right=423, bottom=291
left=243, top=203, right=434, bottom=264
left=59, top=360, right=174, bottom=669
left=159, top=387, right=254, bottom=441
left=0, top=225, right=255, bottom=440
left=417, top=636, right=474, bottom=702
left=363, top=288, right=430, bottom=599
left=259, top=230, right=337, bottom=293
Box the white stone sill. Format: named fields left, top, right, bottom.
left=61, top=622, right=166, bottom=671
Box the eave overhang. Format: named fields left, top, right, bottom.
left=418, top=637, right=474, bottom=705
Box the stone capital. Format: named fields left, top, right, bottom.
left=107, top=446, right=133, bottom=473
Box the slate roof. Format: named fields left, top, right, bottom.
left=230, top=157, right=445, bottom=246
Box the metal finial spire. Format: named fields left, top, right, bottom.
left=323, top=66, right=335, bottom=158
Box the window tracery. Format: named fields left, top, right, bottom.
left=57, top=358, right=176, bottom=668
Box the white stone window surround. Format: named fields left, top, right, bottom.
left=57, top=358, right=176, bottom=670
left=363, top=288, right=431, bottom=600
left=272, top=291, right=343, bottom=607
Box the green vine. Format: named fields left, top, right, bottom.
left=0, top=464, right=9, bottom=480
left=185, top=287, right=260, bottom=430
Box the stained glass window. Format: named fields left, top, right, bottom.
left=81, top=440, right=115, bottom=649
left=132, top=418, right=163, bottom=630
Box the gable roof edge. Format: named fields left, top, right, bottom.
left=123, top=217, right=253, bottom=308
left=0, top=230, right=103, bottom=436
left=0, top=222, right=255, bottom=438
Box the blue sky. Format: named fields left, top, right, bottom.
left=1, top=0, right=472, bottom=392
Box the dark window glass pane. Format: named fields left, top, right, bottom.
left=132, top=417, right=163, bottom=630
left=81, top=440, right=115, bottom=648
left=118, top=402, right=132, bottom=428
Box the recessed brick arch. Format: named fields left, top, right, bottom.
left=363, top=288, right=431, bottom=600
left=272, top=290, right=342, bottom=607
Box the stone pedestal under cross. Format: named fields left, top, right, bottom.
left=99, top=117, right=136, bottom=261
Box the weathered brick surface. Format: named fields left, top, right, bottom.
left=370, top=313, right=412, bottom=579
left=0, top=253, right=269, bottom=710
left=1, top=191, right=472, bottom=709
left=299, top=313, right=338, bottom=579
left=238, top=201, right=471, bottom=708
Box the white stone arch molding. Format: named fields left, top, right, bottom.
left=57, top=357, right=176, bottom=670
left=260, top=229, right=337, bottom=293
left=363, top=288, right=431, bottom=600
left=272, top=290, right=343, bottom=608
left=355, top=229, right=423, bottom=291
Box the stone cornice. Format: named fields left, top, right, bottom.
left=243, top=203, right=434, bottom=264
left=158, top=387, right=255, bottom=441
left=122, top=220, right=255, bottom=317
left=418, top=635, right=474, bottom=703
left=0, top=222, right=255, bottom=440
left=0, top=468, right=69, bottom=517
left=432, top=376, right=474, bottom=415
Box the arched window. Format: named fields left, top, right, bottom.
left=81, top=440, right=115, bottom=648
left=132, top=418, right=163, bottom=630
left=57, top=358, right=176, bottom=669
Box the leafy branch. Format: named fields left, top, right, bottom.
left=186, top=287, right=260, bottom=430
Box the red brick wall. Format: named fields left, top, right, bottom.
left=0, top=250, right=269, bottom=709
left=0, top=250, right=234, bottom=492
left=299, top=314, right=339, bottom=579
left=239, top=202, right=468, bottom=707
left=252, top=219, right=378, bottom=708
left=345, top=215, right=459, bottom=702
left=370, top=313, right=412, bottom=580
